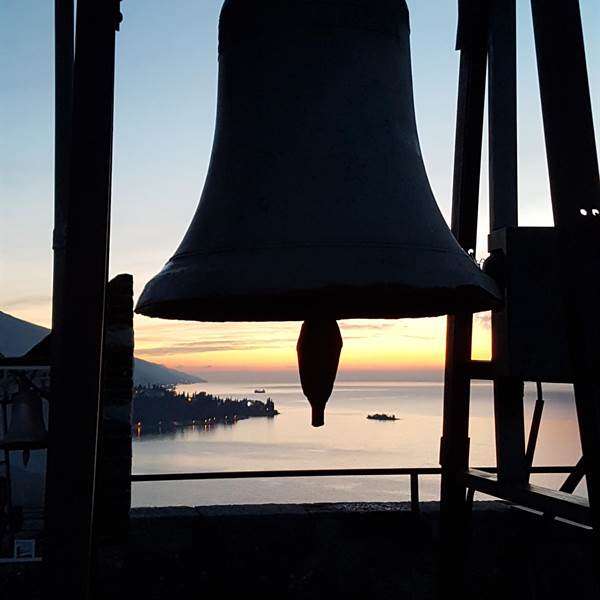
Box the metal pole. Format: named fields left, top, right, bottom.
left=45, top=1, right=120, bottom=598
left=130, top=465, right=574, bottom=482
left=410, top=472, right=420, bottom=514
left=51, top=0, right=74, bottom=336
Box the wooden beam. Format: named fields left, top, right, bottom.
left=524, top=382, right=544, bottom=474
left=531, top=0, right=600, bottom=553
left=531, top=0, right=600, bottom=229
left=493, top=378, right=527, bottom=484
left=466, top=360, right=495, bottom=380
left=488, top=0, right=517, bottom=231
left=440, top=2, right=490, bottom=595
left=465, top=469, right=591, bottom=525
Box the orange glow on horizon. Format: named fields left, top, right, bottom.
left=4, top=304, right=491, bottom=374
left=132, top=312, right=492, bottom=374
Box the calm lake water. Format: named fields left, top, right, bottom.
left=132, top=380, right=584, bottom=507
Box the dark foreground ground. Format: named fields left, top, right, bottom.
left=2, top=501, right=597, bottom=599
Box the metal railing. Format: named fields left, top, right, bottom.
left=131, top=465, right=575, bottom=513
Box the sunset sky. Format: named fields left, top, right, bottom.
left=1, top=1, right=598, bottom=380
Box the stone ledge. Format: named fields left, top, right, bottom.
left=130, top=500, right=510, bottom=519
left=3, top=502, right=596, bottom=600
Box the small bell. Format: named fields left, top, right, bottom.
left=1, top=388, right=47, bottom=452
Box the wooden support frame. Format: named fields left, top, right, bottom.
left=488, top=0, right=529, bottom=488
left=531, top=0, right=600, bottom=548
left=41, top=0, right=598, bottom=596
left=524, top=382, right=544, bottom=474
left=439, top=1, right=490, bottom=594
left=441, top=0, right=600, bottom=593
left=465, top=469, right=591, bottom=525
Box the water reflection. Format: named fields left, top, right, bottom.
left=132, top=380, right=583, bottom=506
left=134, top=417, right=244, bottom=442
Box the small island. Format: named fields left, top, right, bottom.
left=367, top=413, right=398, bottom=421
left=133, top=385, right=278, bottom=433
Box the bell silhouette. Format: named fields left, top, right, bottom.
left=1, top=388, right=47, bottom=450
left=137, top=0, right=499, bottom=321
left=136, top=0, right=501, bottom=424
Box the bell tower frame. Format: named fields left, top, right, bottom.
left=40, top=0, right=598, bottom=596
left=440, top=0, right=600, bottom=593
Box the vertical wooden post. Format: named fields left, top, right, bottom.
left=531, top=0, right=600, bottom=554
left=45, top=1, right=120, bottom=598
left=488, top=0, right=518, bottom=231
left=530, top=0, right=600, bottom=230
left=492, top=377, right=526, bottom=484
left=440, top=1, right=489, bottom=595
left=488, top=0, right=528, bottom=486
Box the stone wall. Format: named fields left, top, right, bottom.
left=2, top=502, right=597, bottom=599
left=103, top=502, right=597, bottom=600
left=95, top=274, right=134, bottom=542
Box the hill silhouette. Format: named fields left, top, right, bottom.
left=0, top=311, right=205, bottom=386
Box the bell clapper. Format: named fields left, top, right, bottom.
left=296, top=319, right=343, bottom=428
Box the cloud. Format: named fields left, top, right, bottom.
left=341, top=321, right=435, bottom=340
left=136, top=336, right=295, bottom=356
left=2, top=295, right=51, bottom=310
left=135, top=318, right=439, bottom=356
left=339, top=321, right=397, bottom=332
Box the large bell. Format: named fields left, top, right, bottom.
left=136, top=0, right=501, bottom=427
left=136, top=0, right=500, bottom=321
left=1, top=388, right=47, bottom=450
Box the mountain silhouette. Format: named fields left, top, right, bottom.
left=0, top=311, right=205, bottom=386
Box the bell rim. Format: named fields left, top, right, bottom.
left=136, top=243, right=502, bottom=322
left=136, top=284, right=502, bottom=322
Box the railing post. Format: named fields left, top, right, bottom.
left=410, top=472, right=420, bottom=514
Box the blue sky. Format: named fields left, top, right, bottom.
left=1, top=1, right=598, bottom=376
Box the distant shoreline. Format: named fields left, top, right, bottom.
left=132, top=385, right=278, bottom=433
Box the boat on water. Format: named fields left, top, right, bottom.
left=254, top=388, right=266, bottom=393
left=367, top=413, right=398, bottom=421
